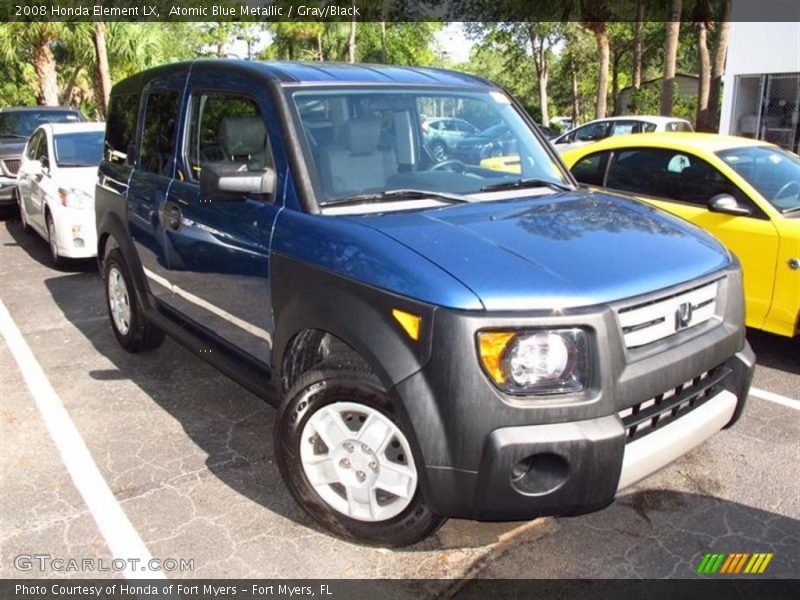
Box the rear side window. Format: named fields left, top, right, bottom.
left=105, top=94, right=139, bottom=166
left=186, top=93, right=271, bottom=181
left=571, top=151, right=610, bottom=186
left=140, top=91, right=180, bottom=176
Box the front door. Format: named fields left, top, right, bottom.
left=151, top=75, right=283, bottom=365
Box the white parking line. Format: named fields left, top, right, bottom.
left=0, top=300, right=165, bottom=580
left=750, top=386, right=800, bottom=411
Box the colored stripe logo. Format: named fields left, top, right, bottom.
left=696, top=552, right=773, bottom=574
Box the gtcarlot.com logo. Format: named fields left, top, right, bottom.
left=696, top=552, right=773, bottom=574
left=15, top=554, right=194, bottom=573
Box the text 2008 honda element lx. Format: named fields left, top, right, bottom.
left=96, top=61, right=754, bottom=546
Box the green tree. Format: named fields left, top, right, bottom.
left=0, top=23, right=67, bottom=105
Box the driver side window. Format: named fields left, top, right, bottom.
left=34, top=131, right=49, bottom=168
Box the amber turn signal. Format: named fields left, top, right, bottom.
left=392, top=308, right=421, bottom=341
left=477, top=331, right=516, bottom=384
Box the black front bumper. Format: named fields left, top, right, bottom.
left=390, top=267, right=754, bottom=520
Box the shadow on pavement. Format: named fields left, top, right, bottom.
left=747, top=328, right=800, bottom=377
left=3, top=207, right=96, bottom=273
left=453, top=489, right=800, bottom=581
left=34, top=244, right=519, bottom=551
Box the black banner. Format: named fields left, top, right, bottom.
left=2, top=0, right=800, bottom=23
left=2, top=579, right=799, bottom=600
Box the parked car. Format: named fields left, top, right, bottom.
left=562, top=132, right=799, bottom=338
left=96, top=60, right=753, bottom=547
left=552, top=115, right=694, bottom=155
left=450, top=123, right=520, bottom=163
left=17, top=122, right=105, bottom=266
left=0, top=107, right=85, bottom=206
left=421, top=117, right=480, bottom=161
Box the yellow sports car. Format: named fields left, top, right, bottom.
left=562, top=133, right=799, bottom=337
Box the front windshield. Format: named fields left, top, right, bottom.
left=54, top=131, right=104, bottom=167
left=717, top=146, right=800, bottom=213
left=0, top=111, right=82, bottom=138
left=290, top=87, right=569, bottom=205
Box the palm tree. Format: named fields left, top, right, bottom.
left=660, top=0, right=682, bottom=116
left=582, top=21, right=609, bottom=119
left=0, top=23, right=66, bottom=105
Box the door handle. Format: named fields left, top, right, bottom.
left=163, top=202, right=183, bottom=231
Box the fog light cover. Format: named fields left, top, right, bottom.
left=478, top=328, right=588, bottom=394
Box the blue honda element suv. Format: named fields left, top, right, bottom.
left=96, top=61, right=754, bottom=546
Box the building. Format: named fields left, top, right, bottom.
left=719, top=22, right=800, bottom=154
left=617, top=73, right=699, bottom=115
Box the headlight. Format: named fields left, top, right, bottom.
left=477, top=328, right=588, bottom=394
left=58, top=187, right=92, bottom=209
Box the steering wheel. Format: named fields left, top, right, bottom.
left=428, top=159, right=467, bottom=173
left=773, top=180, right=800, bottom=205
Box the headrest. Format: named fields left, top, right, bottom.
left=219, top=117, right=267, bottom=157
left=341, top=119, right=381, bottom=155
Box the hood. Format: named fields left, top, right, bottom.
left=0, top=138, right=26, bottom=158
left=347, top=190, right=730, bottom=311
left=56, top=167, right=98, bottom=196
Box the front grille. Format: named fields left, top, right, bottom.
left=617, top=280, right=720, bottom=348
left=3, top=159, right=21, bottom=175
left=618, top=365, right=731, bottom=444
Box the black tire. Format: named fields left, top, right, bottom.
left=275, top=365, right=446, bottom=547
left=16, top=188, right=31, bottom=233
left=45, top=211, right=64, bottom=268
left=103, top=248, right=165, bottom=353
left=430, top=140, right=448, bottom=162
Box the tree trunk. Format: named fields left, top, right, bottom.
left=633, top=0, right=644, bottom=90
left=594, top=26, right=609, bottom=120
left=660, top=1, right=682, bottom=116
left=59, top=65, right=82, bottom=107
left=217, top=40, right=226, bottom=57
left=612, top=49, right=623, bottom=115
left=571, top=59, right=581, bottom=125
left=695, top=22, right=711, bottom=130
left=93, top=21, right=112, bottom=119
left=530, top=31, right=549, bottom=127
left=31, top=42, right=59, bottom=106
left=705, top=2, right=732, bottom=132
left=380, top=22, right=387, bottom=63
left=348, top=8, right=357, bottom=63
left=317, top=31, right=324, bottom=61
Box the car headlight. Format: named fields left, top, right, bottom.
left=58, top=187, right=92, bottom=209
left=477, top=328, right=588, bottom=394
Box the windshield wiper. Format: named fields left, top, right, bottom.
left=0, top=133, right=28, bottom=139
left=781, top=205, right=800, bottom=215
left=323, top=188, right=473, bottom=207
left=480, top=177, right=573, bottom=193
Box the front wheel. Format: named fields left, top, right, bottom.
left=103, top=248, right=164, bottom=353
left=46, top=212, right=63, bottom=268
left=275, top=366, right=446, bottom=546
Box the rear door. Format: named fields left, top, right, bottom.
left=127, top=74, right=185, bottom=306
left=150, top=70, right=283, bottom=365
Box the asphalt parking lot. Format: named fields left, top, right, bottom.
left=1, top=208, right=798, bottom=588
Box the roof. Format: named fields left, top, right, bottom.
left=113, top=60, right=496, bottom=95
left=563, top=132, right=774, bottom=159
left=0, top=106, right=82, bottom=113
left=43, top=122, right=105, bottom=135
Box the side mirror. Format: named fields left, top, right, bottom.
left=708, top=194, right=751, bottom=216
left=199, top=165, right=275, bottom=202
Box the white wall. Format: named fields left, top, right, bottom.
left=719, top=22, right=800, bottom=134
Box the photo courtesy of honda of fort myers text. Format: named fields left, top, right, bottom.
left=1, top=0, right=799, bottom=599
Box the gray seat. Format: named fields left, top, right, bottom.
left=319, top=119, right=397, bottom=194
left=218, top=116, right=268, bottom=171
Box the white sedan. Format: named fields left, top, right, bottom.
left=16, top=122, right=105, bottom=267
left=551, top=115, right=694, bottom=155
